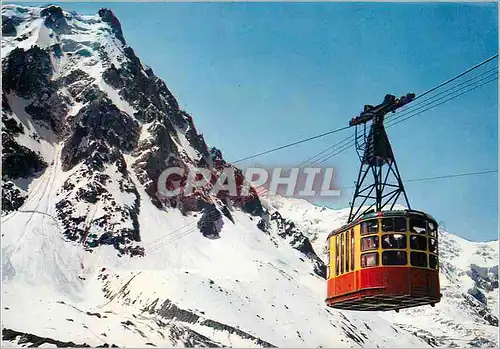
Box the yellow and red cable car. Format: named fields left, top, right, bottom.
left=325, top=210, right=441, bottom=311
left=325, top=94, right=441, bottom=311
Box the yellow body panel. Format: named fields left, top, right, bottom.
left=328, top=215, right=439, bottom=280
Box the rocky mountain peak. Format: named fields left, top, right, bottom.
left=0, top=4, right=321, bottom=275
left=97, top=8, right=126, bottom=45
left=40, top=5, right=67, bottom=31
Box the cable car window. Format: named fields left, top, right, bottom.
left=345, top=230, right=349, bottom=272
left=351, top=229, right=355, bottom=271
left=381, top=217, right=406, bottom=232
left=410, top=252, right=427, bottom=267
left=361, top=219, right=379, bottom=235
left=382, top=234, right=407, bottom=249
left=410, top=235, right=427, bottom=251
left=327, top=244, right=331, bottom=277
left=361, top=252, right=379, bottom=268
left=382, top=251, right=407, bottom=265
left=340, top=233, right=344, bottom=274
left=361, top=222, right=367, bottom=235
left=428, top=221, right=437, bottom=237
left=382, top=218, right=394, bottom=232
left=327, top=265, right=330, bottom=279
left=361, top=236, right=379, bottom=251
left=394, top=218, right=407, bottom=232
left=429, top=254, right=438, bottom=270
left=429, top=238, right=438, bottom=253
left=335, top=235, right=339, bottom=276
left=410, top=218, right=427, bottom=234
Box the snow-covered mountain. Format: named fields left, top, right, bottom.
left=1, top=4, right=498, bottom=348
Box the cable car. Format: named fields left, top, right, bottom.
left=325, top=209, right=441, bottom=311
left=325, top=94, right=441, bottom=311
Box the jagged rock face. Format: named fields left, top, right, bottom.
left=2, top=98, right=47, bottom=178
left=55, top=153, right=143, bottom=255
left=268, top=211, right=326, bottom=279
left=2, top=181, right=27, bottom=213
left=97, top=8, right=126, bottom=46
left=61, top=97, right=140, bottom=171
left=2, top=16, right=19, bottom=36
left=462, top=293, right=498, bottom=327
left=40, top=5, right=69, bottom=32
left=3, top=46, right=53, bottom=99
left=101, top=45, right=214, bottom=209
left=1, top=5, right=192, bottom=256
left=2, top=328, right=101, bottom=348
left=1, top=4, right=318, bottom=265
left=1, top=88, right=47, bottom=214
left=468, top=264, right=499, bottom=293
left=3, top=45, right=69, bottom=134
left=2, top=129, right=46, bottom=180
left=147, top=298, right=276, bottom=347
left=102, top=49, right=181, bottom=123
left=197, top=203, right=223, bottom=237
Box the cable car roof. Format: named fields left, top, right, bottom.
left=327, top=209, right=438, bottom=239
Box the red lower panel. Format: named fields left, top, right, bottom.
left=410, top=267, right=429, bottom=294
left=360, top=268, right=385, bottom=289
left=326, top=267, right=440, bottom=304
left=428, top=270, right=441, bottom=297
left=384, top=267, right=410, bottom=294
left=335, top=272, right=355, bottom=295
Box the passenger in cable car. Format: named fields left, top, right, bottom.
left=361, top=236, right=378, bottom=250
left=410, top=218, right=427, bottom=234
left=361, top=253, right=378, bottom=267
left=382, top=234, right=405, bottom=248
left=410, top=235, right=427, bottom=250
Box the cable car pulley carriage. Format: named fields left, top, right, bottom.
left=325, top=94, right=442, bottom=312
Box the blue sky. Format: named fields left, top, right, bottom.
left=25, top=2, right=498, bottom=241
